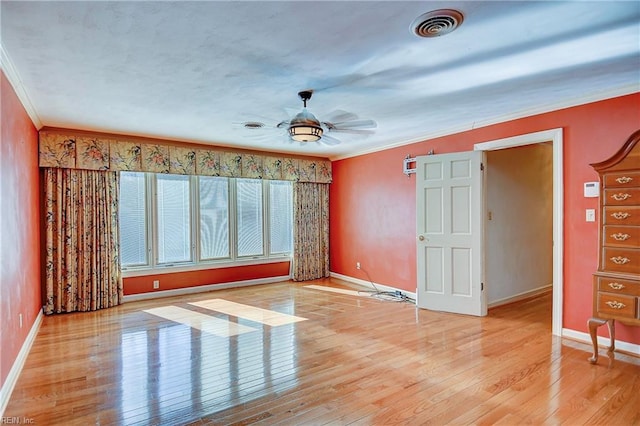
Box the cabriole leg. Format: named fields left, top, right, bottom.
left=606, top=319, right=615, bottom=353
left=587, top=317, right=608, bottom=364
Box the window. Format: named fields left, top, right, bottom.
left=269, top=180, right=293, bottom=254
left=237, top=179, right=264, bottom=257
left=199, top=177, right=229, bottom=260
left=156, top=174, right=191, bottom=264
left=119, top=172, right=147, bottom=266
left=118, top=172, right=292, bottom=270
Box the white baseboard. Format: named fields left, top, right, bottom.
left=0, top=311, right=43, bottom=417
left=329, top=272, right=417, bottom=300
left=562, top=328, right=640, bottom=357
left=488, top=284, right=552, bottom=309
left=122, top=275, right=291, bottom=302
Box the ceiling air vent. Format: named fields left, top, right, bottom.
left=243, top=121, right=265, bottom=129
left=411, top=9, right=464, bottom=38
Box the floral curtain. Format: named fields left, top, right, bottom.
left=39, top=130, right=332, bottom=183
left=292, top=182, right=330, bottom=281
left=43, top=168, right=122, bottom=314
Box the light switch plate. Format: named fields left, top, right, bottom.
left=586, top=209, right=596, bottom=222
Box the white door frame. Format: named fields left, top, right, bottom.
left=474, top=128, right=563, bottom=336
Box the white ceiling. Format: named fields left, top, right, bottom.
left=2, top=1, right=639, bottom=159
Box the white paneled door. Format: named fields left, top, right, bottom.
left=416, top=151, right=486, bottom=316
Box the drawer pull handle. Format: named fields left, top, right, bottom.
left=615, top=176, right=633, bottom=184
left=611, top=233, right=631, bottom=241
left=611, top=193, right=632, bottom=201
left=605, top=301, right=626, bottom=309
left=608, top=282, right=625, bottom=290
left=611, top=212, right=631, bottom=220
left=610, top=256, right=630, bottom=265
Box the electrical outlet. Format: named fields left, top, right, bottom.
left=153, top=280, right=160, bottom=289
left=356, top=262, right=361, bottom=269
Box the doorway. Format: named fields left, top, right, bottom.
left=475, top=128, right=563, bottom=336
left=415, top=129, right=563, bottom=335
left=484, top=143, right=553, bottom=307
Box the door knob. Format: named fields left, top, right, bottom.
left=418, top=235, right=425, bottom=241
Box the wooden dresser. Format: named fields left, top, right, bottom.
left=588, top=129, right=640, bottom=364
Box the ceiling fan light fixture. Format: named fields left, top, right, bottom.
left=289, top=122, right=323, bottom=142
left=288, top=100, right=323, bottom=142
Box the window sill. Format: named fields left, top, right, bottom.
left=121, top=255, right=292, bottom=278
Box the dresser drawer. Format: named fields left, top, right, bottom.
left=596, top=292, right=637, bottom=319
left=603, top=188, right=640, bottom=206
left=602, top=247, right=640, bottom=274
left=596, top=276, right=640, bottom=297
left=604, top=206, right=640, bottom=226
left=603, top=225, right=640, bottom=248
left=604, top=171, right=640, bottom=188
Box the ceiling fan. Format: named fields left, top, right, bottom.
left=242, top=90, right=377, bottom=146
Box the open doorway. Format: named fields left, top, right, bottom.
left=475, top=128, right=563, bottom=336
left=485, top=143, right=553, bottom=309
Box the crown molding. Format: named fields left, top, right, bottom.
left=330, top=85, right=640, bottom=162
left=1, top=43, right=43, bottom=129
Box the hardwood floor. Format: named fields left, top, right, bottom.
left=5, top=278, right=639, bottom=425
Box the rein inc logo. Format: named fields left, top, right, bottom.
left=1, top=418, right=34, bottom=424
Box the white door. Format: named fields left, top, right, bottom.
left=416, top=151, right=486, bottom=316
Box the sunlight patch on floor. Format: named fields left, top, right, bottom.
left=304, top=285, right=363, bottom=297
left=189, top=299, right=308, bottom=326
left=144, top=306, right=257, bottom=337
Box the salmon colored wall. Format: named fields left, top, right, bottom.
left=123, top=262, right=290, bottom=295
left=0, top=72, right=42, bottom=387
left=330, top=93, right=640, bottom=344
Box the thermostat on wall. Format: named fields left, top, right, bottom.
left=584, top=182, right=599, bottom=198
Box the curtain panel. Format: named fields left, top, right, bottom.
left=43, top=168, right=122, bottom=314
left=292, top=182, right=330, bottom=281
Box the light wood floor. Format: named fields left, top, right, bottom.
left=5, top=278, right=640, bottom=425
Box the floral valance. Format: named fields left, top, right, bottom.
left=38, top=130, right=332, bottom=183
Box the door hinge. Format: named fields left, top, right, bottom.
left=481, top=282, right=484, bottom=291
left=480, top=162, right=484, bottom=171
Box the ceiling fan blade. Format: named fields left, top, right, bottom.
left=320, top=134, right=341, bottom=146
left=233, top=117, right=287, bottom=133
left=327, top=128, right=376, bottom=135
left=330, top=119, right=377, bottom=129
left=240, top=128, right=284, bottom=140
left=276, top=120, right=290, bottom=129
left=323, top=109, right=359, bottom=123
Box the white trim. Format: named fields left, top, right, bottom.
left=488, top=284, right=552, bottom=309
left=0, top=311, right=43, bottom=418
left=562, top=328, right=640, bottom=358
left=473, top=128, right=560, bottom=151
left=474, top=128, right=564, bottom=337
left=329, top=272, right=417, bottom=300
left=122, top=275, right=290, bottom=302
left=330, top=87, right=637, bottom=161
left=0, top=44, right=43, bottom=129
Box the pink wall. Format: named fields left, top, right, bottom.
left=1, top=72, right=42, bottom=387
left=330, top=93, right=640, bottom=344
left=124, top=262, right=290, bottom=295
